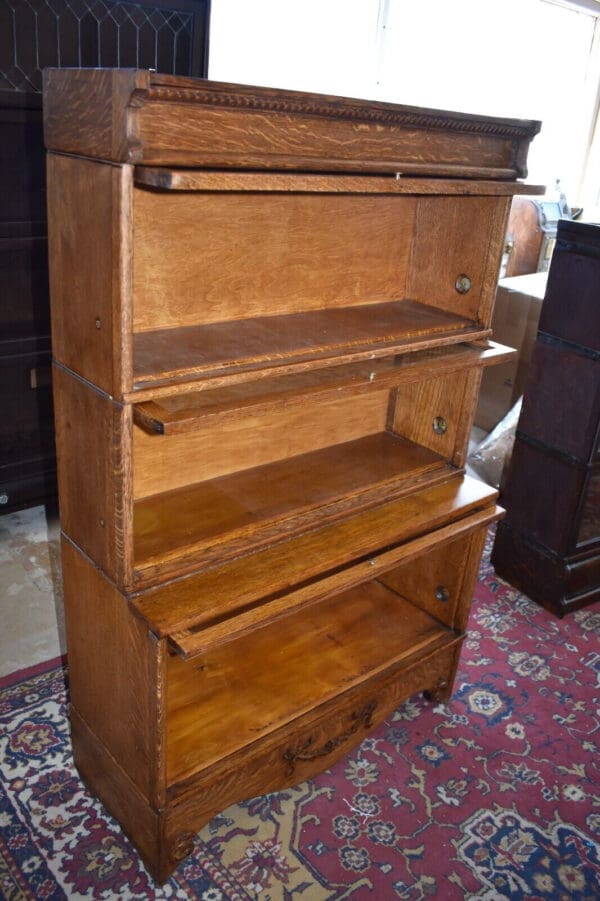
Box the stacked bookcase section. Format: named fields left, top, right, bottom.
left=44, top=69, right=542, bottom=881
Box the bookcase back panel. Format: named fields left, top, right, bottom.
left=133, top=389, right=390, bottom=498
left=132, top=192, right=416, bottom=330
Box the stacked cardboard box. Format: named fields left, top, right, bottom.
left=475, top=271, right=547, bottom=432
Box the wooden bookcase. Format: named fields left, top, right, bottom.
left=43, top=69, right=542, bottom=881
left=492, top=219, right=600, bottom=615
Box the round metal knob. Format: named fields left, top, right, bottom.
left=455, top=274, right=472, bottom=294
left=435, top=585, right=450, bottom=603
left=432, top=416, right=448, bottom=435
left=0, top=491, right=8, bottom=505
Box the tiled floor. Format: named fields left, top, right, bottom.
left=0, top=503, right=65, bottom=678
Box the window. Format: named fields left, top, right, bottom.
left=209, top=0, right=600, bottom=209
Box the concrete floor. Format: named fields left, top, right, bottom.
left=0, top=503, right=65, bottom=678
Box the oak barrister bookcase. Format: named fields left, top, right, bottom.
left=43, top=69, right=542, bottom=881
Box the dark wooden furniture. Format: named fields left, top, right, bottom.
left=44, top=68, right=541, bottom=881
left=503, top=196, right=569, bottom=278
left=493, top=219, right=600, bottom=616
left=0, top=0, right=210, bottom=513
left=0, top=90, right=54, bottom=511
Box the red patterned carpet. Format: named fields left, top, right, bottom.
left=1, top=532, right=599, bottom=900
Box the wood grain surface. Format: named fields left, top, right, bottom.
left=133, top=432, right=449, bottom=585
left=47, top=154, right=134, bottom=396
left=43, top=69, right=541, bottom=177
left=132, top=300, right=478, bottom=388
left=132, top=340, right=515, bottom=433
left=166, top=580, right=450, bottom=781
left=134, top=168, right=545, bottom=196
left=170, top=506, right=500, bottom=657
left=133, top=192, right=415, bottom=330
left=52, top=365, right=133, bottom=587
left=133, top=389, right=389, bottom=497
left=62, top=538, right=162, bottom=803
left=131, top=473, right=498, bottom=637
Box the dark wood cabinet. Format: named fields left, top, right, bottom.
left=0, top=0, right=210, bottom=513
left=492, top=219, right=600, bottom=616
left=0, top=91, right=54, bottom=511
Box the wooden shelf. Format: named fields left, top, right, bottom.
left=133, top=340, right=514, bottom=433
left=134, top=168, right=546, bottom=196
left=133, top=432, right=451, bottom=587
left=132, top=299, right=487, bottom=391
left=132, top=474, right=499, bottom=642
left=166, top=580, right=456, bottom=784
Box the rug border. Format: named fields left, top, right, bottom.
left=0, top=654, right=67, bottom=690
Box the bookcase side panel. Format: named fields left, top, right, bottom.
left=407, top=195, right=511, bottom=326
left=53, top=365, right=134, bottom=587
left=47, top=154, right=133, bottom=397
left=62, top=538, right=164, bottom=805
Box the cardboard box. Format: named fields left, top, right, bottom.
left=475, top=272, right=547, bottom=432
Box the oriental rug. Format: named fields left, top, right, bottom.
left=1, top=533, right=599, bottom=900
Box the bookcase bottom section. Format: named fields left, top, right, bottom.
left=492, top=522, right=600, bottom=617
left=71, top=639, right=461, bottom=883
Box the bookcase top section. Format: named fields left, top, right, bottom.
left=43, top=68, right=541, bottom=179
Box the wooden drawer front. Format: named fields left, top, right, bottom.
left=519, top=337, right=599, bottom=463
left=167, top=639, right=460, bottom=809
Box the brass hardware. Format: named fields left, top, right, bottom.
left=369, top=559, right=376, bottom=567
left=369, top=372, right=376, bottom=382
left=283, top=700, right=377, bottom=776
left=435, top=585, right=450, bottom=603
left=95, top=318, right=102, bottom=329
left=455, top=274, right=471, bottom=294
left=432, top=416, right=448, bottom=435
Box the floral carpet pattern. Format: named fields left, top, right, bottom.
left=1, top=533, right=599, bottom=900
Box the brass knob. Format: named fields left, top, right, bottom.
left=455, top=274, right=472, bottom=294
left=435, top=585, right=450, bottom=603
left=432, top=416, right=448, bottom=435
